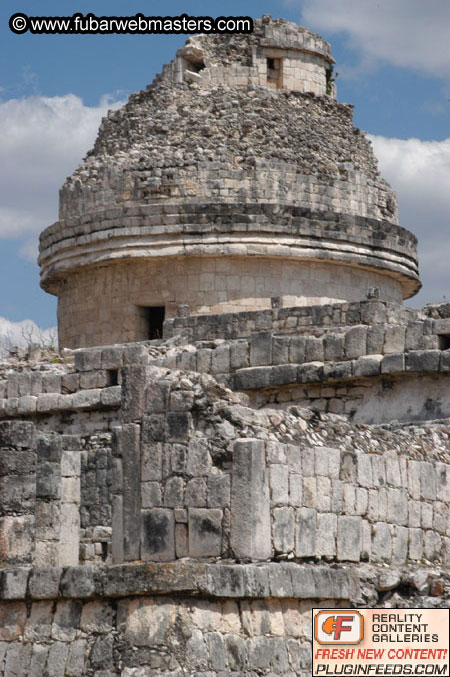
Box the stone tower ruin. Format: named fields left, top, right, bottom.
left=0, top=16, right=449, bottom=677
left=39, top=17, right=420, bottom=349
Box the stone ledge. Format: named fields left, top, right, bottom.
left=0, top=386, right=121, bottom=419
left=233, top=350, right=450, bottom=390
left=39, top=204, right=419, bottom=296
left=0, top=562, right=359, bottom=602
left=41, top=205, right=416, bottom=254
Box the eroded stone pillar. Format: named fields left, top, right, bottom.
left=231, top=439, right=271, bottom=560
left=111, top=424, right=141, bottom=563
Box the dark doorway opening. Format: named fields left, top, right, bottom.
left=145, top=306, right=165, bottom=340
left=266, top=57, right=282, bottom=88
left=438, top=334, right=450, bottom=350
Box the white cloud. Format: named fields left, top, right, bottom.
left=300, top=0, right=450, bottom=78
left=0, top=316, right=57, bottom=357
left=0, top=93, right=124, bottom=255
left=369, top=134, right=450, bottom=305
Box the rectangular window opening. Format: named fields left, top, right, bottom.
left=143, top=306, right=165, bottom=340
left=107, top=369, right=119, bottom=386
left=266, top=57, right=282, bottom=88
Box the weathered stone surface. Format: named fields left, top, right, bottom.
left=354, top=355, right=382, bottom=377
left=371, top=522, right=392, bottom=562
left=0, top=516, right=35, bottom=565
left=0, top=601, right=27, bottom=640
left=367, top=325, right=385, bottom=355
left=297, top=362, right=324, bottom=383
left=28, top=567, right=62, bottom=599
left=384, top=326, right=406, bottom=354
left=420, top=462, right=436, bottom=500
left=295, top=508, right=316, bottom=557
left=377, top=569, right=401, bottom=592
left=323, top=360, right=352, bottom=380
left=207, top=475, right=230, bottom=508
left=167, top=412, right=192, bottom=441
left=392, top=526, right=408, bottom=564
left=29, top=644, right=49, bottom=676
left=74, top=348, right=102, bottom=372
left=0, top=568, right=29, bottom=600
left=120, top=366, right=148, bottom=422
left=345, top=326, right=367, bottom=359
left=250, top=332, right=272, bottom=367
left=46, top=641, right=69, bottom=677
left=337, top=516, right=361, bottom=562
left=231, top=439, right=271, bottom=560
left=4, top=643, right=32, bottom=675
left=52, top=599, right=83, bottom=641
left=71, top=388, right=101, bottom=410
left=189, top=509, right=222, bottom=557
left=270, top=464, right=289, bottom=505
left=316, top=513, right=337, bottom=558
left=0, top=420, right=35, bottom=448
left=103, top=561, right=201, bottom=597
left=230, top=340, right=249, bottom=370
left=117, top=424, right=141, bottom=562
left=269, top=364, right=298, bottom=386
left=60, top=567, right=98, bottom=598
left=140, top=508, right=175, bottom=561
left=273, top=507, right=295, bottom=553
left=324, top=334, right=344, bottom=362
left=66, top=639, right=87, bottom=677
left=406, top=350, right=440, bottom=372
left=234, top=366, right=272, bottom=390
left=289, top=335, right=306, bottom=363
left=381, top=353, right=405, bottom=374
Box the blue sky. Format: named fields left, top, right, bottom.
left=1, top=0, right=449, bottom=341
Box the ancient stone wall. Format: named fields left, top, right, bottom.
left=1, top=301, right=450, bottom=425
left=162, top=300, right=450, bottom=422
left=1, top=341, right=450, bottom=566
left=0, top=561, right=358, bottom=676
left=0, top=560, right=448, bottom=676
left=0, top=328, right=449, bottom=675
left=53, top=258, right=406, bottom=349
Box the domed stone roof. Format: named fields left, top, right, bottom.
left=39, top=17, right=420, bottom=349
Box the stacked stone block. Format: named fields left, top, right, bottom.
left=79, top=434, right=112, bottom=565
left=112, top=370, right=233, bottom=564
left=0, top=422, right=36, bottom=566
left=0, top=560, right=356, bottom=676
left=267, top=443, right=450, bottom=565
left=0, top=338, right=449, bottom=674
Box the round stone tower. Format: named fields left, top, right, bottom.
left=39, top=16, right=421, bottom=349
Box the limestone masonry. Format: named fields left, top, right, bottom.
left=0, top=15, right=449, bottom=677
left=39, top=17, right=419, bottom=349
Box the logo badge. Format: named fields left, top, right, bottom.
left=314, top=610, right=364, bottom=645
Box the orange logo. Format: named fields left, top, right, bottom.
left=314, top=610, right=364, bottom=645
